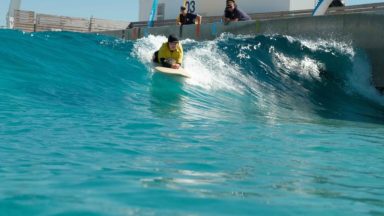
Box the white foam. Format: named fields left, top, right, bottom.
left=285, top=35, right=384, bottom=106
left=132, top=35, right=249, bottom=93
left=348, top=52, right=384, bottom=105
left=272, top=51, right=323, bottom=81
left=132, top=34, right=384, bottom=108
left=183, top=41, right=247, bottom=92
left=132, top=34, right=167, bottom=64
left=300, top=37, right=355, bottom=58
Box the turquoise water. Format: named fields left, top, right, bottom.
left=1, top=30, right=384, bottom=216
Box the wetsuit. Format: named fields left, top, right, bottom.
left=178, top=13, right=198, bottom=25
left=153, top=42, right=183, bottom=68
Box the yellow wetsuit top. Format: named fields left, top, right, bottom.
left=157, top=42, right=183, bottom=65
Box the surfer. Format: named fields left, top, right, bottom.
left=152, top=34, right=183, bottom=69
left=223, top=0, right=251, bottom=24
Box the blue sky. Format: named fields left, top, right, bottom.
left=0, top=0, right=383, bottom=27
left=0, top=0, right=139, bottom=26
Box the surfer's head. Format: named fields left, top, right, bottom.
left=168, top=34, right=179, bottom=51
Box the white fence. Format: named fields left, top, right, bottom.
left=13, top=10, right=130, bottom=32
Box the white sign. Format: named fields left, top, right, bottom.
left=185, top=0, right=196, bottom=13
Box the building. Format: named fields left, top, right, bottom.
left=139, top=0, right=317, bottom=21
left=6, top=0, right=130, bottom=32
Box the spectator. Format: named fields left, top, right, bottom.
left=224, top=0, right=251, bottom=24
left=177, top=6, right=202, bottom=25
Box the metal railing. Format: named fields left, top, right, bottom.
left=12, top=10, right=130, bottom=32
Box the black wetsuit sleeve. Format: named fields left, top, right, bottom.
left=179, top=14, right=185, bottom=24
left=190, top=13, right=197, bottom=19
left=153, top=51, right=171, bottom=67
left=153, top=51, right=159, bottom=63
left=224, top=9, right=232, bottom=19
left=159, top=58, right=173, bottom=68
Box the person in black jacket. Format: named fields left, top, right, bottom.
left=224, top=0, right=251, bottom=24
left=177, top=6, right=202, bottom=25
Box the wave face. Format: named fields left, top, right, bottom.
left=1, top=30, right=384, bottom=216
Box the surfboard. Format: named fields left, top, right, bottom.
left=313, top=0, right=333, bottom=16
left=154, top=66, right=190, bottom=78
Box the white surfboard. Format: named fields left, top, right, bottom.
left=313, top=0, right=333, bottom=16
left=154, top=66, right=190, bottom=78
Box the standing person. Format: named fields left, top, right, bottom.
left=152, top=35, right=183, bottom=69
left=224, top=0, right=251, bottom=24
left=177, top=6, right=202, bottom=25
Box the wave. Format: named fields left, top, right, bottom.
left=133, top=33, right=384, bottom=124
left=1, top=29, right=383, bottom=124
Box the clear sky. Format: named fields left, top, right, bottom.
left=0, top=0, right=139, bottom=26
left=0, top=0, right=383, bottom=27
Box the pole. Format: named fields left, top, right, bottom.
left=147, top=0, right=159, bottom=27
left=7, top=0, right=22, bottom=28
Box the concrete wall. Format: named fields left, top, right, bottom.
left=235, top=0, right=290, bottom=13
left=290, top=0, right=316, bottom=11
left=103, top=13, right=384, bottom=89
left=139, top=0, right=152, bottom=22
left=139, top=0, right=315, bottom=21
